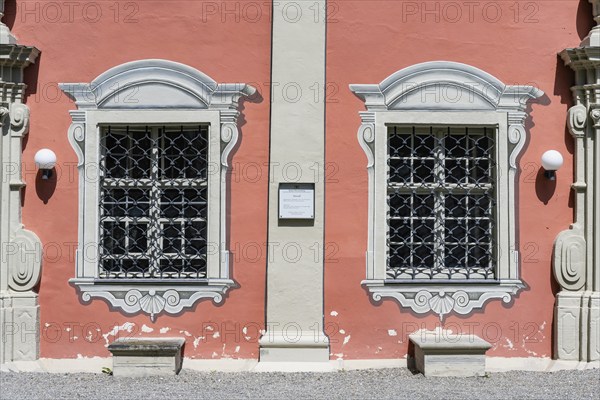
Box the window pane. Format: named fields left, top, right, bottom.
left=102, top=222, right=126, bottom=255
left=388, top=158, right=411, bottom=184
left=414, top=134, right=435, bottom=157
left=413, top=159, right=436, bottom=184
left=99, top=125, right=209, bottom=280
left=445, top=133, right=468, bottom=158
left=445, top=159, right=468, bottom=184
left=387, top=125, right=496, bottom=281
left=160, top=126, right=209, bottom=179
left=102, top=127, right=153, bottom=179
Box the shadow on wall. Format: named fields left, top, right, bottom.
left=24, top=53, right=40, bottom=99
left=35, top=169, right=57, bottom=204
left=3, top=0, right=16, bottom=30
left=534, top=167, right=557, bottom=205
left=577, top=0, right=595, bottom=40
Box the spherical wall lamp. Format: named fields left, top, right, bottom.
left=541, top=150, right=564, bottom=181
left=34, top=149, right=57, bottom=180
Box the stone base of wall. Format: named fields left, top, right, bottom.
left=0, top=292, right=39, bottom=363
left=554, top=291, right=600, bottom=361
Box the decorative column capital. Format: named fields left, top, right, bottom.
left=357, top=112, right=376, bottom=170
left=568, top=105, right=588, bottom=137
left=220, top=110, right=240, bottom=169
left=590, top=106, right=600, bottom=129
left=9, top=103, right=30, bottom=137
left=0, top=106, right=9, bottom=126
left=507, top=111, right=528, bottom=171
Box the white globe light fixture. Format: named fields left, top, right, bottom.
left=541, top=150, right=564, bottom=181
left=34, top=149, right=57, bottom=180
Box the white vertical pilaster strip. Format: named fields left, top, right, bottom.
left=554, top=0, right=600, bottom=361
left=0, top=0, right=42, bottom=363
left=259, top=1, right=329, bottom=362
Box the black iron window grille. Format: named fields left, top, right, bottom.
left=387, top=126, right=496, bottom=280
left=99, top=125, right=209, bottom=279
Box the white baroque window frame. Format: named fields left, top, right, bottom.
left=350, top=61, right=543, bottom=320
left=60, top=60, right=255, bottom=320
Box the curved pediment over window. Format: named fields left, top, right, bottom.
left=350, top=61, right=542, bottom=111
left=60, top=59, right=255, bottom=110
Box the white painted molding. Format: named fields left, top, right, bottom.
left=60, top=60, right=255, bottom=320
left=363, top=281, right=524, bottom=321
left=554, top=3, right=600, bottom=361
left=6, top=227, right=43, bottom=292
left=2, top=356, right=597, bottom=374
left=60, top=59, right=255, bottom=110
left=351, top=62, right=543, bottom=320
left=349, top=61, right=542, bottom=112
left=75, top=281, right=232, bottom=322
left=0, top=6, right=42, bottom=363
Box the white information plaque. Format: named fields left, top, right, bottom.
left=279, top=185, right=315, bottom=219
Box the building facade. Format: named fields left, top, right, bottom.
left=0, top=0, right=598, bottom=369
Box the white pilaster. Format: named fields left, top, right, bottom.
left=0, top=0, right=42, bottom=364
left=554, top=0, right=600, bottom=362
left=259, top=1, right=328, bottom=362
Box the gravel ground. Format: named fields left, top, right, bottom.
left=1, top=368, right=599, bottom=399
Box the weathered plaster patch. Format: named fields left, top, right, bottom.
left=330, top=311, right=338, bottom=317
left=102, top=322, right=136, bottom=347
left=343, top=335, right=351, bottom=345
left=388, top=329, right=397, bottom=337
left=193, top=336, right=203, bottom=349
left=141, top=325, right=154, bottom=333
left=159, top=327, right=170, bottom=334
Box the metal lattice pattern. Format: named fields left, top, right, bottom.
left=387, top=126, right=496, bottom=280
left=99, top=125, right=209, bottom=279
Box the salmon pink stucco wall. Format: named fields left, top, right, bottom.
left=324, top=1, right=591, bottom=359
left=9, top=0, right=272, bottom=358
left=5, top=0, right=591, bottom=361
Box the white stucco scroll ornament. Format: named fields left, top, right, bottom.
left=0, top=102, right=44, bottom=364
left=351, top=61, right=543, bottom=320
left=60, top=59, right=255, bottom=320
left=0, top=102, right=43, bottom=293
left=553, top=105, right=588, bottom=292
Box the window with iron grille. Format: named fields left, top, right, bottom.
left=351, top=61, right=541, bottom=319
left=99, top=125, right=209, bottom=280
left=387, top=126, right=496, bottom=281
left=62, top=59, right=254, bottom=320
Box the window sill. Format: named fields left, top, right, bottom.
left=70, top=278, right=235, bottom=321
left=362, top=279, right=524, bottom=321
